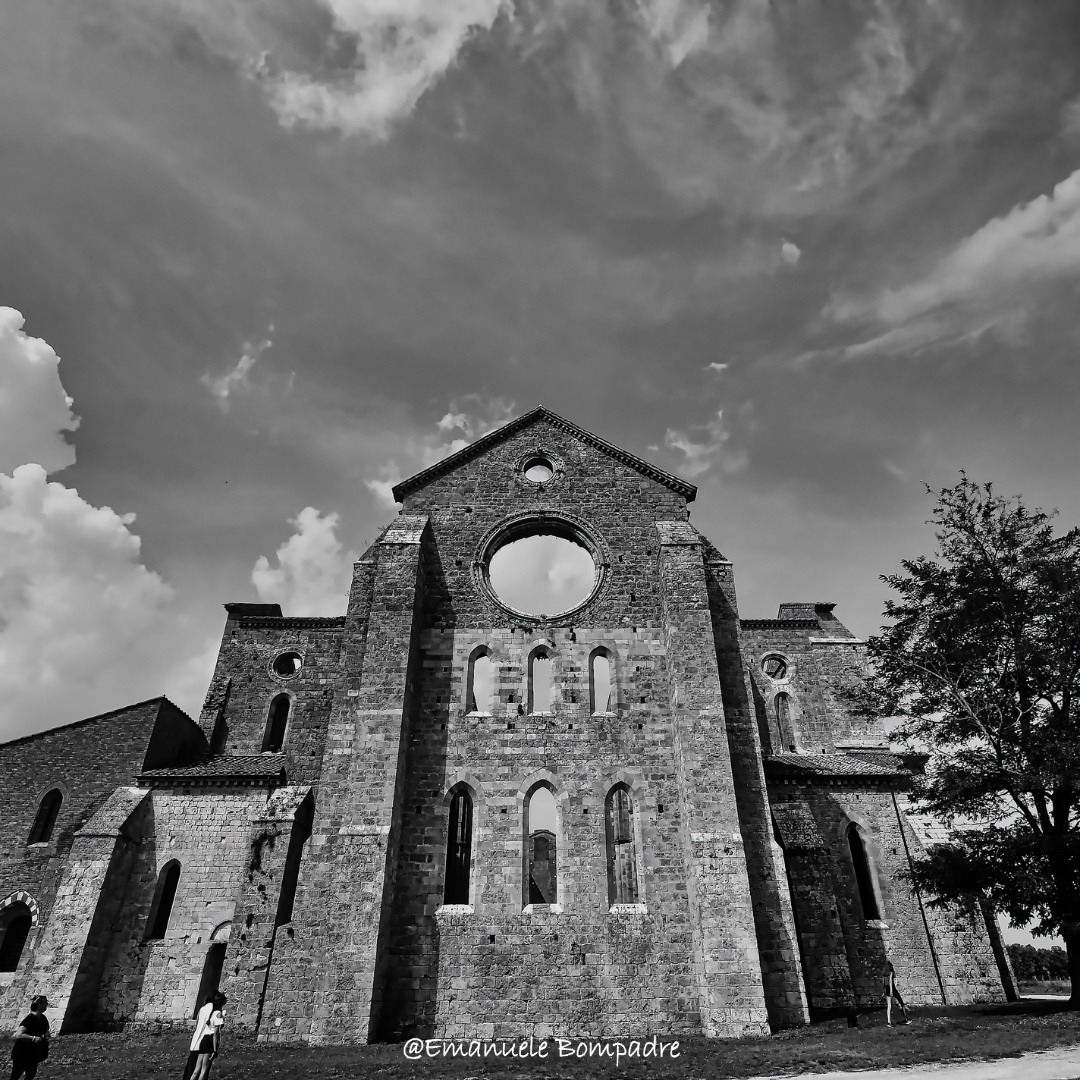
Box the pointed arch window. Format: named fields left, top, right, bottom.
left=263, top=694, right=291, bottom=752
left=27, top=788, right=63, bottom=845
left=774, top=693, right=796, bottom=752
left=606, top=785, right=640, bottom=905
left=524, top=784, right=558, bottom=907
left=846, top=823, right=881, bottom=920
left=529, top=648, right=554, bottom=714
left=444, top=786, right=473, bottom=905
left=0, top=903, right=33, bottom=972
left=145, top=860, right=181, bottom=941
left=590, top=649, right=613, bottom=714
left=466, top=650, right=494, bottom=714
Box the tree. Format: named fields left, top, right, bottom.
left=860, top=475, right=1080, bottom=1007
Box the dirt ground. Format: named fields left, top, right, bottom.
left=29, top=999, right=1080, bottom=1080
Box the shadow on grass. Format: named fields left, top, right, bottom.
left=41, top=1000, right=1079, bottom=1080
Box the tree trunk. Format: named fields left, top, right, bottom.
left=1065, top=923, right=1080, bottom=1009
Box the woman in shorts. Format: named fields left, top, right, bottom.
left=185, top=992, right=226, bottom=1080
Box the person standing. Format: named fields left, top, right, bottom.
left=10, top=995, right=49, bottom=1080
left=883, top=961, right=911, bottom=1026
left=184, top=992, right=226, bottom=1080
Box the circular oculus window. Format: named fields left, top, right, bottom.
left=522, top=456, right=554, bottom=484
left=761, top=655, right=789, bottom=680
left=272, top=651, right=303, bottom=679
left=481, top=516, right=602, bottom=618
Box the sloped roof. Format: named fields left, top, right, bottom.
left=137, top=754, right=286, bottom=786
left=391, top=405, right=697, bottom=502
left=765, top=752, right=910, bottom=781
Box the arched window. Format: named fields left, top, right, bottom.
left=145, top=860, right=181, bottom=941
left=27, top=788, right=63, bottom=845
left=444, top=786, right=473, bottom=905
left=524, top=785, right=557, bottom=906
left=263, top=694, right=291, bottom=752
left=605, top=785, right=640, bottom=904
left=590, top=650, right=612, bottom=714
left=0, top=903, right=33, bottom=972
left=846, top=823, right=881, bottom=920
left=775, top=693, right=796, bottom=752
left=466, top=650, right=494, bottom=714
left=528, top=648, right=554, bottom=714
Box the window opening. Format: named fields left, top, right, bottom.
left=529, top=650, right=553, bottom=714
left=444, top=787, right=473, bottom=905
left=775, top=692, right=796, bottom=752
left=590, top=651, right=612, bottom=714
left=488, top=534, right=595, bottom=616
left=0, top=903, right=32, bottom=972
left=523, top=457, right=554, bottom=484
left=146, top=861, right=181, bottom=941
left=467, top=652, right=494, bottom=714
left=272, top=651, right=303, bottom=678
left=525, top=786, right=557, bottom=906
left=762, top=655, right=788, bottom=680
left=263, top=694, right=290, bottom=752
left=847, top=824, right=881, bottom=920
left=28, top=788, right=63, bottom=845
left=606, top=785, right=640, bottom=904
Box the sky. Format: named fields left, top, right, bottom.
left=2, top=0, right=1080, bottom=788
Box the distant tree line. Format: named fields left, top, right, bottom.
left=1007, top=943, right=1070, bottom=982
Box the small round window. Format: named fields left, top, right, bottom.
left=762, top=655, right=788, bottom=680
left=272, top=651, right=303, bottom=679
left=523, top=456, right=554, bottom=484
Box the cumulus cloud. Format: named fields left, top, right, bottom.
left=0, top=308, right=79, bottom=475
left=364, top=395, right=515, bottom=508
left=825, top=167, right=1080, bottom=357
left=201, top=331, right=273, bottom=412
left=252, top=506, right=357, bottom=615
left=0, top=464, right=187, bottom=740
left=663, top=409, right=747, bottom=477
left=253, top=0, right=508, bottom=137
left=0, top=312, right=216, bottom=740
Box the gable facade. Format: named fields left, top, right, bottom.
left=0, top=409, right=1013, bottom=1042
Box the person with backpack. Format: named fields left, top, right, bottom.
left=183, top=992, right=226, bottom=1080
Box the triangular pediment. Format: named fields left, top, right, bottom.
left=390, top=406, right=696, bottom=503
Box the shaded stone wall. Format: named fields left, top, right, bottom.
left=0, top=700, right=204, bottom=1027
left=92, top=788, right=264, bottom=1026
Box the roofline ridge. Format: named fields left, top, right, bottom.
left=390, top=405, right=696, bottom=502
left=0, top=695, right=189, bottom=749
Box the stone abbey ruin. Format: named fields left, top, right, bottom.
left=0, top=406, right=1014, bottom=1042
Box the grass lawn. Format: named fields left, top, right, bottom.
left=36, top=1000, right=1079, bottom=1080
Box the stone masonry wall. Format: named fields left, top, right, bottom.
left=93, top=788, right=265, bottom=1026
left=0, top=699, right=204, bottom=1026
left=200, top=615, right=343, bottom=785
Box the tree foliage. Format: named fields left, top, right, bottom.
left=858, top=475, right=1080, bottom=1005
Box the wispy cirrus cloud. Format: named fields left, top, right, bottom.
left=201, top=329, right=275, bottom=413
left=365, top=394, right=515, bottom=507
left=822, top=167, right=1080, bottom=358
left=660, top=409, right=747, bottom=478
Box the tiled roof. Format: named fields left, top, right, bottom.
left=765, top=752, right=909, bottom=780
left=137, top=754, right=287, bottom=786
